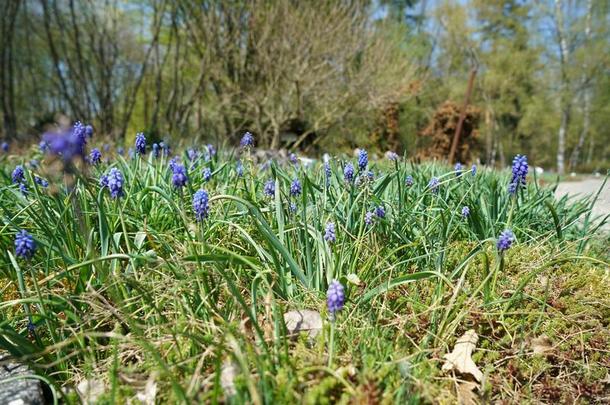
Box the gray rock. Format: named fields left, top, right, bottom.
left=0, top=355, right=45, bottom=405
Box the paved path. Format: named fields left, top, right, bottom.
left=555, top=178, right=609, bottom=230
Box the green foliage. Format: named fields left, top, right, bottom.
left=0, top=144, right=608, bottom=403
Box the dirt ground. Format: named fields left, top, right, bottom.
left=555, top=178, right=609, bottom=230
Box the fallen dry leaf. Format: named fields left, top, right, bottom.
left=135, top=374, right=157, bottom=405
left=531, top=335, right=553, bottom=354
left=76, top=378, right=106, bottom=404
left=442, top=329, right=483, bottom=382
left=221, top=359, right=238, bottom=397
left=457, top=380, right=479, bottom=405
left=283, top=309, right=323, bottom=339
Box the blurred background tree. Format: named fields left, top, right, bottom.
left=0, top=0, right=608, bottom=171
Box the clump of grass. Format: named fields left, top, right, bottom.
left=0, top=135, right=608, bottom=403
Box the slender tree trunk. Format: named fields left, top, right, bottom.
left=0, top=1, right=21, bottom=139
left=568, top=0, right=592, bottom=171
left=556, top=107, right=569, bottom=174
left=554, top=0, right=570, bottom=175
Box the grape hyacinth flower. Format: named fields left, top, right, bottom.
left=104, top=168, right=124, bottom=199
left=344, top=163, right=354, bottom=183
left=89, top=148, right=102, bottom=165
left=128, top=148, right=135, bottom=159
left=34, top=176, right=49, bottom=188
left=12, top=165, right=25, bottom=184
left=19, top=183, right=28, bottom=196
left=15, top=230, right=36, bottom=260
left=405, top=175, right=413, bottom=187
left=290, top=178, right=302, bottom=197
left=240, top=131, right=254, bottom=149
left=497, top=229, right=515, bottom=252
left=117, top=147, right=125, bottom=156
left=168, top=156, right=178, bottom=171
left=454, top=162, right=463, bottom=175
left=324, top=161, right=331, bottom=185
left=1, top=141, right=8, bottom=152
left=358, top=149, right=368, bottom=171
left=39, top=141, right=49, bottom=153
left=135, top=133, right=146, bottom=155
left=471, top=164, right=477, bottom=176
left=461, top=206, right=470, bottom=218
left=365, top=211, right=374, bottom=226
left=508, top=182, right=518, bottom=195
left=160, top=141, right=170, bottom=155
left=324, top=222, right=336, bottom=243
left=375, top=205, right=385, bottom=218
left=172, top=163, right=188, bottom=188
left=103, top=144, right=110, bottom=152
left=206, top=144, right=216, bottom=157
left=99, top=174, right=108, bottom=188
left=428, top=177, right=440, bottom=193
left=326, top=280, right=345, bottom=317
left=72, top=122, right=88, bottom=155
left=236, top=160, right=244, bottom=177
left=85, top=125, right=94, bottom=138
left=289, top=153, right=298, bottom=164
left=202, top=167, right=212, bottom=182
left=264, top=179, right=275, bottom=197
left=289, top=202, right=297, bottom=213
left=386, top=151, right=398, bottom=161
left=152, top=143, right=160, bottom=158
left=510, top=154, right=528, bottom=192
left=367, top=170, right=375, bottom=181
left=192, top=189, right=210, bottom=221
left=188, top=148, right=199, bottom=162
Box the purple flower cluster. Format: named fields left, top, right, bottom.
left=289, top=153, right=298, bottom=164
left=240, top=132, right=254, bottom=148
left=290, top=178, right=302, bottom=197
left=324, top=222, right=336, bottom=243
left=152, top=143, right=160, bottom=157
left=428, top=177, right=440, bottom=193
left=89, top=148, right=102, bottom=165
left=172, top=163, right=188, bottom=188
left=344, top=163, right=354, bottom=183
left=42, top=121, right=91, bottom=162
left=1, top=141, right=8, bottom=152
left=324, top=161, right=331, bottom=186
left=327, top=280, right=345, bottom=316
left=358, top=149, right=368, bottom=171
left=101, top=168, right=124, bottom=198
left=236, top=160, right=244, bottom=177
left=264, top=179, right=275, bottom=197
left=461, top=206, right=470, bottom=218
left=202, top=167, right=212, bottom=182
left=15, top=230, right=36, bottom=260
left=365, top=211, right=374, bottom=226
left=193, top=189, right=210, bottom=221
left=405, top=175, right=413, bottom=187
left=497, top=229, right=515, bottom=252
left=375, top=205, right=385, bottom=219
left=12, top=165, right=24, bottom=184
left=471, top=164, right=477, bottom=176
left=34, top=176, right=48, bottom=188
left=386, top=151, right=398, bottom=161
left=509, top=155, right=528, bottom=193
left=135, top=133, right=146, bottom=155
left=454, top=162, right=463, bottom=175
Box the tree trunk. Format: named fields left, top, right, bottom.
left=568, top=0, right=592, bottom=171
left=554, top=0, right=570, bottom=175
left=556, top=107, right=569, bottom=174
left=0, top=1, right=21, bottom=139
